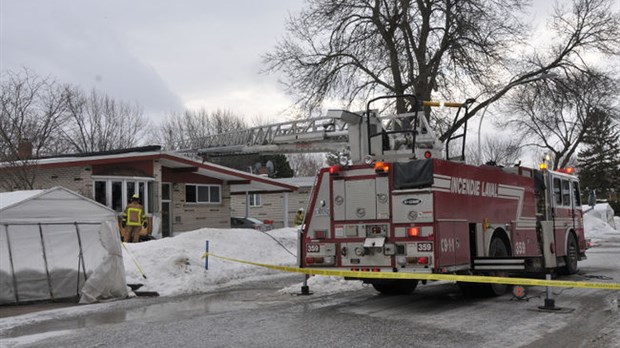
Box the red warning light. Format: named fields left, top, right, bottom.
left=424, top=151, right=432, bottom=159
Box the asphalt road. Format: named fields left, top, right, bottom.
left=1, top=235, right=619, bottom=348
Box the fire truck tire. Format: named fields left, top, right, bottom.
left=561, top=233, right=579, bottom=275
left=371, top=280, right=418, bottom=295
left=459, top=237, right=509, bottom=297
left=485, top=237, right=510, bottom=296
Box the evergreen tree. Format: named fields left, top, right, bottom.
left=577, top=108, right=620, bottom=210
left=258, top=154, right=294, bottom=178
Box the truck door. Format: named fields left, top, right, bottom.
left=437, top=220, right=469, bottom=268
left=550, top=175, right=572, bottom=257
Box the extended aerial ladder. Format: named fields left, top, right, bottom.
left=197, top=96, right=473, bottom=164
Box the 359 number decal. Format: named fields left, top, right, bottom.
left=417, top=242, right=433, bottom=252
left=306, top=244, right=320, bottom=253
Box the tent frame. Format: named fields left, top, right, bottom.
left=2, top=221, right=99, bottom=305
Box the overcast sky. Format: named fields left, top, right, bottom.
left=2, top=1, right=610, bottom=127
left=1, top=0, right=304, bottom=123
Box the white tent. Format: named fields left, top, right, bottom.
left=0, top=187, right=127, bottom=304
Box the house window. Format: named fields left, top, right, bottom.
left=185, top=184, right=221, bottom=204
left=92, top=176, right=154, bottom=213
left=249, top=193, right=261, bottom=207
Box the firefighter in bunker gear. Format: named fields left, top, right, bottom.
left=122, top=194, right=147, bottom=243
left=294, top=208, right=305, bottom=225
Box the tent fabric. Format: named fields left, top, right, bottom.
left=1, top=188, right=117, bottom=224
left=79, top=220, right=127, bottom=303
left=0, top=187, right=128, bottom=304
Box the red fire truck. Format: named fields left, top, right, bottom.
left=302, top=156, right=585, bottom=295
left=199, top=95, right=586, bottom=296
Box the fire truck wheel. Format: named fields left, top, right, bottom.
left=561, top=233, right=579, bottom=275
left=460, top=237, right=510, bottom=297
left=371, top=280, right=418, bottom=295
left=486, top=237, right=510, bottom=296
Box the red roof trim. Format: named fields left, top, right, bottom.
left=34, top=153, right=160, bottom=169
left=159, top=154, right=298, bottom=191
left=16, top=151, right=297, bottom=191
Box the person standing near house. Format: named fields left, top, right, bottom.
left=122, top=194, right=147, bottom=243
left=294, top=208, right=305, bottom=225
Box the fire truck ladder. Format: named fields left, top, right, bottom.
left=194, top=97, right=470, bottom=162
left=444, top=98, right=475, bottom=161
left=195, top=111, right=431, bottom=158
left=196, top=116, right=352, bottom=157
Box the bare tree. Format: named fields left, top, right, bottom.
left=0, top=69, right=70, bottom=189
left=60, top=88, right=148, bottom=153
left=502, top=69, right=618, bottom=169
left=287, top=153, right=326, bottom=177
left=157, top=109, right=247, bottom=150
left=466, top=136, right=522, bottom=167
left=265, top=0, right=620, bottom=140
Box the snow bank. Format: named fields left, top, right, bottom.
left=121, top=227, right=366, bottom=297
left=122, top=228, right=299, bottom=297
left=584, top=211, right=619, bottom=243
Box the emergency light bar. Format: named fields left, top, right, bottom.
left=557, top=167, right=575, bottom=174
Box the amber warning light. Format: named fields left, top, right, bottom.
left=374, top=161, right=390, bottom=174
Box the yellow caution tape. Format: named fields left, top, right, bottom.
left=202, top=252, right=620, bottom=291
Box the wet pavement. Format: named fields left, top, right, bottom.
left=0, top=274, right=302, bottom=340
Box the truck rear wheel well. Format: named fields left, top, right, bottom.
left=491, top=229, right=512, bottom=256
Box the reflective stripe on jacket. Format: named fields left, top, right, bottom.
left=122, top=202, right=145, bottom=227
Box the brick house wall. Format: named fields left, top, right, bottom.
left=29, top=165, right=94, bottom=198
left=171, top=183, right=231, bottom=232
left=231, top=185, right=311, bottom=228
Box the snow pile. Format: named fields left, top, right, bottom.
left=584, top=210, right=619, bottom=243
left=122, top=228, right=300, bottom=296
left=122, top=227, right=365, bottom=297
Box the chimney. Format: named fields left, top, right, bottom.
left=18, top=139, right=33, bottom=160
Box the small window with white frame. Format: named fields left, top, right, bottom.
left=249, top=193, right=261, bottom=207
left=185, top=184, right=221, bottom=204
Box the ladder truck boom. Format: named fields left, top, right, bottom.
left=198, top=97, right=463, bottom=163
left=197, top=115, right=351, bottom=156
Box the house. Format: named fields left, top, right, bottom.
left=0, top=146, right=297, bottom=237
left=231, top=176, right=315, bottom=228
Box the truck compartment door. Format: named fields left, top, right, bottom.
left=345, top=180, right=377, bottom=220
left=437, top=221, right=469, bottom=268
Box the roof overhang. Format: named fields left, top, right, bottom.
left=158, top=154, right=299, bottom=193
left=2, top=150, right=298, bottom=194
